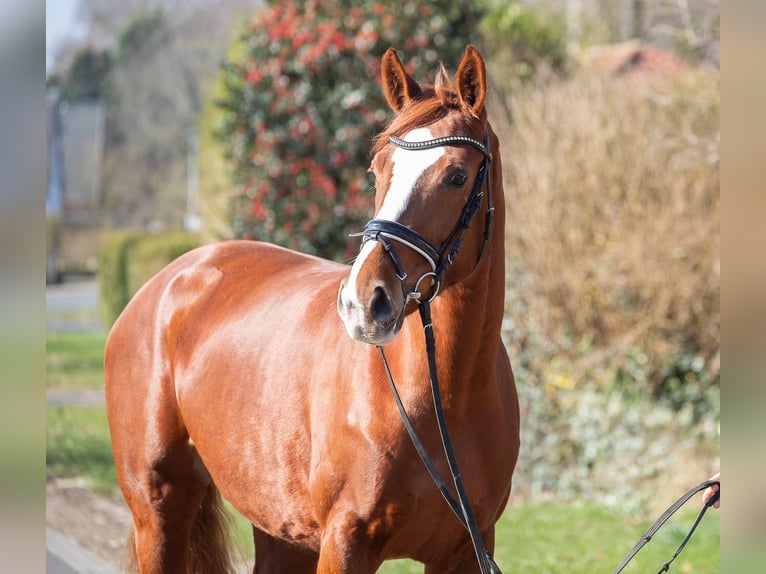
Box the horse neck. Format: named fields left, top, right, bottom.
left=435, top=232, right=505, bottom=344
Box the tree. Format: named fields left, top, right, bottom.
left=479, top=2, right=568, bottom=85
left=55, top=47, right=113, bottom=102
left=98, top=2, right=258, bottom=229
left=218, top=0, right=477, bottom=260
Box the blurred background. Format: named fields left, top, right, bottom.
left=43, top=0, right=721, bottom=571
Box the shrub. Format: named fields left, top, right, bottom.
left=495, top=68, right=719, bottom=503
left=500, top=69, right=719, bottom=398
left=197, top=65, right=238, bottom=242
left=98, top=231, right=139, bottom=327
left=98, top=231, right=201, bottom=327
left=480, top=2, right=568, bottom=84
left=510, top=359, right=719, bottom=508
left=125, top=232, right=201, bottom=297
left=217, top=0, right=475, bottom=260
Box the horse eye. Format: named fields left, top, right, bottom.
left=449, top=172, right=467, bottom=187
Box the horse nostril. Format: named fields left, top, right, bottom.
left=370, top=286, right=393, bottom=325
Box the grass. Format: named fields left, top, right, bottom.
left=46, top=326, right=114, bottom=492
left=46, top=405, right=117, bottom=495
left=493, top=503, right=718, bottom=574
left=377, top=503, right=718, bottom=573
left=46, top=330, right=108, bottom=389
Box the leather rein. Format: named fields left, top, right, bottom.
left=614, top=479, right=720, bottom=573
left=355, top=128, right=502, bottom=573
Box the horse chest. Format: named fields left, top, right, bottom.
left=308, top=391, right=511, bottom=537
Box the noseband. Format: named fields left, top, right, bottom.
left=352, top=128, right=494, bottom=302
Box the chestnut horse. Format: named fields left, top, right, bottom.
left=105, top=45, right=519, bottom=574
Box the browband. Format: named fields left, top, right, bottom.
left=388, top=134, right=492, bottom=161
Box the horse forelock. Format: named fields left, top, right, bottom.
left=433, top=63, right=454, bottom=102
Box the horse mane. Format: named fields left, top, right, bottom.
left=372, top=64, right=464, bottom=156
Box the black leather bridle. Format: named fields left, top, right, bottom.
left=352, top=127, right=494, bottom=303
left=351, top=127, right=502, bottom=573
left=378, top=301, right=502, bottom=574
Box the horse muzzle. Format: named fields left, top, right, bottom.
left=337, top=279, right=404, bottom=345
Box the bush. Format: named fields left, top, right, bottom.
left=125, top=232, right=201, bottom=297
left=500, top=69, right=719, bottom=398
left=197, top=65, right=237, bottom=242
left=98, top=231, right=200, bottom=327
left=495, top=68, right=719, bottom=503
left=98, top=231, right=139, bottom=327
left=217, top=0, right=475, bottom=260
left=510, top=359, right=719, bottom=508
left=480, top=2, right=568, bottom=84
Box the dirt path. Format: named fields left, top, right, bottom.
left=46, top=471, right=133, bottom=568
left=46, top=471, right=254, bottom=573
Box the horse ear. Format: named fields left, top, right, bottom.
left=381, top=48, right=422, bottom=112
left=455, top=45, right=487, bottom=116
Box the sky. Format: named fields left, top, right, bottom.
left=46, top=0, right=86, bottom=74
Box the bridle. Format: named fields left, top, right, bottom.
left=351, top=126, right=503, bottom=574
left=352, top=127, right=494, bottom=303
left=378, top=301, right=502, bottom=574
left=349, top=126, right=718, bottom=574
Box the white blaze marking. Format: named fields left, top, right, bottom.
left=344, top=128, right=444, bottom=303
left=378, top=127, right=445, bottom=220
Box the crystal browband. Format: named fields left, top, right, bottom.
left=388, top=134, right=491, bottom=160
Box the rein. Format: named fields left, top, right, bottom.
left=362, top=127, right=501, bottom=573
left=377, top=299, right=502, bottom=574
left=614, top=479, right=720, bottom=574
left=380, top=314, right=719, bottom=574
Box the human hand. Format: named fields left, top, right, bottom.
left=702, top=472, right=720, bottom=509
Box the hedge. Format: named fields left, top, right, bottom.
left=98, top=231, right=200, bottom=328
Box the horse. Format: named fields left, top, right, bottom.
left=105, top=44, right=520, bottom=574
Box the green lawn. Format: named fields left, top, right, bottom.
left=46, top=406, right=117, bottom=495
left=378, top=503, right=718, bottom=573
left=46, top=330, right=108, bottom=389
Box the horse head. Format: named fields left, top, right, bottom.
left=338, top=45, right=498, bottom=345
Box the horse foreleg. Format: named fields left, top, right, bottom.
left=251, top=527, right=318, bottom=574
left=423, top=526, right=497, bottom=574
left=316, top=514, right=378, bottom=574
